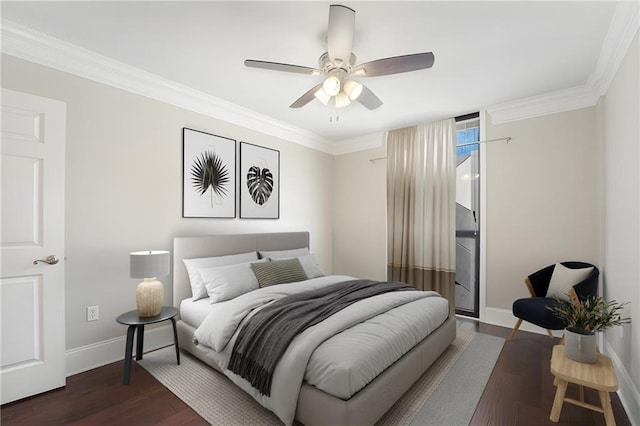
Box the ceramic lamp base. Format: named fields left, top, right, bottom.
left=136, top=278, right=163, bottom=317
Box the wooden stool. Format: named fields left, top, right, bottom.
left=550, top=345, right=618, bottom=425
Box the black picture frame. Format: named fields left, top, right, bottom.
left=182, top=128, right=236, bottom=218
left=239, top=142, right=280, bottom=219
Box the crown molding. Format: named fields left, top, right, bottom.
left=3, top=1, right=637, bottom=151
left=0, top=19, right=337, bottom=155
left=486, top=85, right=599, bottom=125
left=332, top=131, right=385, bottom=155
left=487, top=2, right=639, bottom=125
left=588, top=1, right=640, bottom=98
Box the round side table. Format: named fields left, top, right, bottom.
left=116, top=306, right=180, bottom=385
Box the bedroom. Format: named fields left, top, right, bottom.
left=1, top=1, right=638, bottom=425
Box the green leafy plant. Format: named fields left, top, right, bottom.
left=548, top=296, right=631, bottom=335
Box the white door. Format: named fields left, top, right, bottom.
left=1, top=89, right=66, bottom=404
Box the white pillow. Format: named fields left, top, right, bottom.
left=200, top=259, right=267, bottom=304
left=546, top=263, right=594, bottom=301
left=259, top=247, right=310, bottom=259
left=183, top=251, right=258, bottom=300
left=269, top=254, right=325, bottom=279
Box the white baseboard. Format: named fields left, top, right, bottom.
left=65, top=324, right=174, bottom=377
left=604, top=341, right=640, bottom=426
left=483, top=307, right=564, bottom=338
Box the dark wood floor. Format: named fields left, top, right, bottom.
left=468, top=322, right=631, bottom=426
left=2, top=323, right=631, bottom=425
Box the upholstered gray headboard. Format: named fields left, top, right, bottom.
left=172, top=232, right=310, bottom=306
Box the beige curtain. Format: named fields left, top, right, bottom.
left=387, top=119, right=457, bottom=313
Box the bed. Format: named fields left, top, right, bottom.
left=173, top=232, right=456, bottom=426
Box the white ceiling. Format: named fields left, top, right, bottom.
left=1, top=1, right=618, bottom=143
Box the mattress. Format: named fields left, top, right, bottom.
left=180, top=277, right=449, bottom=400
left=180, top=297, right=213, bottom=329
left=305, top=294, right=448, bottom=399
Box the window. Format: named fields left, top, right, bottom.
left=454, top=112, right=480, bottom=317
left=456, top=116, right=480, bottom=156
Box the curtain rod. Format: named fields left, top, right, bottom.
left=369, top=136, right=512, bottom=163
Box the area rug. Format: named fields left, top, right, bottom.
left=139, top=329, right=504, bottom=425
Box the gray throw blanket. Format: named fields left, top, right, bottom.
left=228, top=279, right=415, bottom=396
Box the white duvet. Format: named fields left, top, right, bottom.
left=194, top=275, right=447, bottom=425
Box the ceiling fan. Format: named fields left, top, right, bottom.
left=244, top=4, right=435, bottom=110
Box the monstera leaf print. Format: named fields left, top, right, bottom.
left=246, top=166, right=273, bottom=205
left=191, top=150, right=230, bottom=207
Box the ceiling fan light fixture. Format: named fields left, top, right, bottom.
left=323, top=75, right=341, bottom=96
left=314, top=88, right=331, bottom=105
left=335, top=91, right=351, bottom=108
left=343, top=79, right=363, bottom=100
left=244, top=5, right=435, bottom=111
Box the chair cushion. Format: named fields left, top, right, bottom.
left=512, top=297, right=568, bottom=330
left=546, top=263, right=594, bottom=301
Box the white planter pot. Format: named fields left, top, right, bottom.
left=564, top=328, right=597, bottom=363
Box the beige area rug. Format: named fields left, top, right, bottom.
left=139, top=329, right=476, bottom=425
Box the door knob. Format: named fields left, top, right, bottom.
left=33, top=255, right=59, bottom=265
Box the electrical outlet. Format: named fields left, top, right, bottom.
left=87, top=305, right=99, bottom=322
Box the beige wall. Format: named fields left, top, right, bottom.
left=484, top=108, right=600, bottom=309
left=333, top=108, right=601, bottom=313
left=333, top=35, right=639, bottom=417
left=332, top=143, right=387, bottom=280
left=1, top=54, right=334, bottom=350
left=600, top=32, right=639, bottom=413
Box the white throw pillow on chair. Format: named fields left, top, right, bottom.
left=546, top=263, right=594, bottom=301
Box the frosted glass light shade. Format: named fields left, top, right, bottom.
left=322, top=76, right=341, bottom=96
left=314, top=88, right=331, bottom=105
left=335, top=91, right=351, bottom=108
left=344, top=80, right=363, bottom=100
left=130, top=250, right=170, bottom=317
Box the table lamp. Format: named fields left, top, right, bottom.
left=130, top=250, right=170, bottom=317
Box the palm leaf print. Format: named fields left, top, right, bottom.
left=191, top=150, right=230, bottom=206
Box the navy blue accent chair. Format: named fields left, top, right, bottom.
left=508, top=262, right=599, bottom=341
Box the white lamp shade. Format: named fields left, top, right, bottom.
left=314, top=87, right=331, bottom=105
left=130, top=250, right=170, bottom=279
left=322, top=76, right=341, bottom=96
left=335, top=91, right=351, bottom=108
left=344, top=80, right=363, bottom=100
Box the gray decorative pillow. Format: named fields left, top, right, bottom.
left=251, top=258, right=308, bottom=287
left=269, top=254, right=325, bottom=279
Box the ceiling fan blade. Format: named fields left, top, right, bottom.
left=290, top=83, right=324, bottom=108
left=357, top=85, right=383, bottom=110
left=353, top=52, right=435, bottom=77
left=245, top=59, right=321, bottom=75
left=327, top=5, right=355, bottom=64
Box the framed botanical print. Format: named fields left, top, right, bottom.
left=239, top=142, right=280, bottom=219
left=182, top=128, right=236, bottom=218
